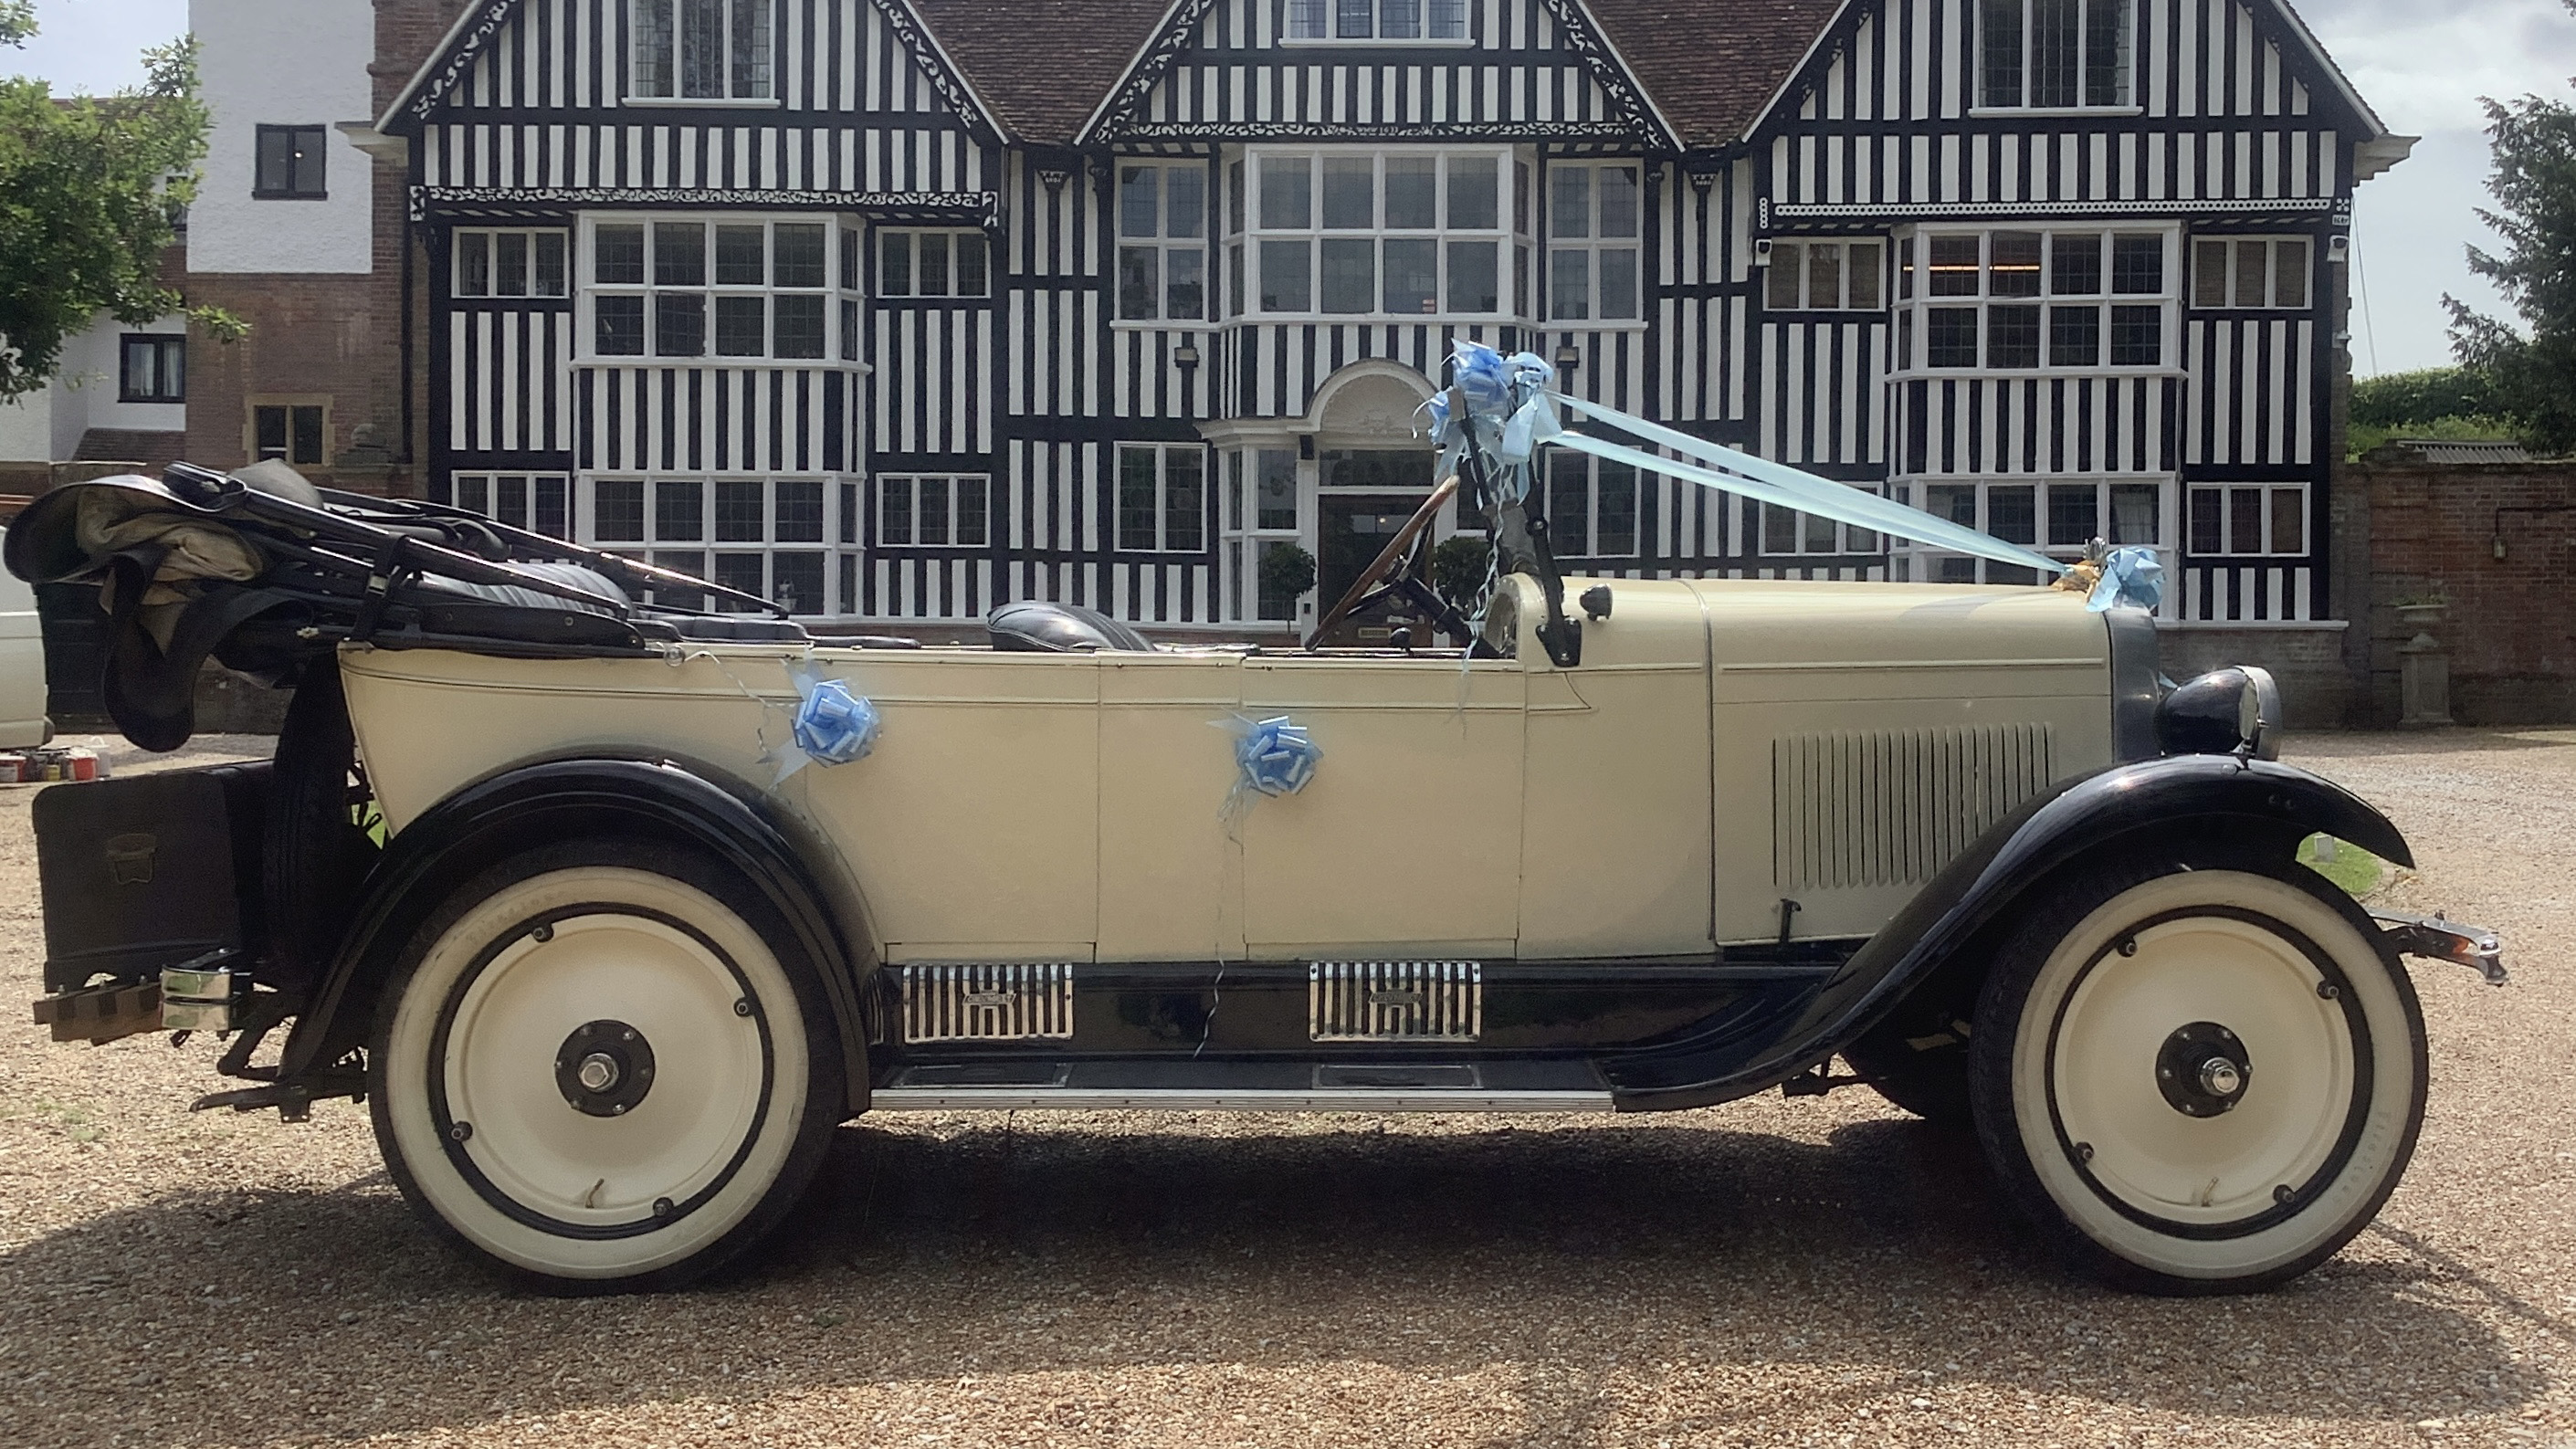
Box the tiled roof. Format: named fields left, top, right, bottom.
left=906, top=0, right=1180, bottom=145
left=1582, top=0, right=1846, bottom=147
left=905, top=0, right=1846, bottom=149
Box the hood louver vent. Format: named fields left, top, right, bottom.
left=1772, top=724, right=2056, bottom=891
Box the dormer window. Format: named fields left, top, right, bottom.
left=1283, top=0, right=1467, bottom=43
left=631, top=0, right=773, bottom=100
left=1977, top=0, right=2132, bottom=110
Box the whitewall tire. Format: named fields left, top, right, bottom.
left=1970, top=864, right=2426, bottom=1293
left=370, top=842, right=844, bottom=1292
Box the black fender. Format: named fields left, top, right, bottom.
left=276, top=757, right=877, bottom=1114
left=1607, top=753, right=2413, bottom=1110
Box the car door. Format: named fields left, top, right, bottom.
left=1235, top=654, right=1525, bottom=959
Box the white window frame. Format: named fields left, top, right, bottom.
left=1116, top=444, right=1209, bottom=554
left=581, top=214, right=858, bottom=365
left=628, top=0, right=778, bottom=104
left=435, top=472, right=574, bottom=540
left=1541, top=453, right=1643, bottom=559
left=1763, top=238, right=1887, bottom=312
left=1546, top=162, right=1645, bottom=324
left=1281, top=0, right=1470, bottom=45
left=2188, top=482, right=2310, bottom=558
left=1891, top=225, right=2177, bottom=377
left=1972, top=0, right=2138, bottom=114
left=577, top=474, right=852, bottom=614
left=1116, top=162, right=1211, bottom=323
left=2191, top=236, right=2315, bottom=311
left=1891, top=476, right=2175, bottom=583
left=1221, top=447, right=1306, bottom=624
left=455, top=228, right=571, bottom=299
left=876, top=228, right=991, bottom=300
left=1757, top=488, right=1888, bottom=558
left=875, top=473, right=993, bottom=549
left=1233, top=147, right=1524, bottom=323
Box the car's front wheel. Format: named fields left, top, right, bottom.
left=1970, top=861, right=2426, bottom=1293
left=370, top=840, right=844, bottom=1293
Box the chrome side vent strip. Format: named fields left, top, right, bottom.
left=1308, top=961, right=1482, bottom=1042
left=899, top=962, right=1076, bottom=1043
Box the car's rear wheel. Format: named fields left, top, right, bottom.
left=370, top=840, right=843, bottom=1293
left=1969, top=861, right=2425, bottom=1294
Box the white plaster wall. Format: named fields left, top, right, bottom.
left=188, top=0, right=375, bottom=274
left=38, top=314, right=191, bottom=459
left=0, top=392, right=51, bottom=465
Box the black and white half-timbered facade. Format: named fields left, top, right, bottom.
left=376, top=0, right=2407, bottom=635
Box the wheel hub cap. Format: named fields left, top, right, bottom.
left=554, top=1019, right=657, bottom=1118
left=2156, top=1020, right=2252, bottom=1118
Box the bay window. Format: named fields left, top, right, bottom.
left=1547, top=163, right=1642, bottom=321
left=1118, top=163, right=1209, bottom=321
left=1895, top=478, right=2168, bottom=584
left=1893, top=227, right=2171, bottom=373
left=631, top=0, right=773, bottom=100
left=583, top=475, right=850, bottom=614
left=586, top=216, right=857, bottom=362
left=1978, top=0, right=2132, bottom=110
left=1233, top=149, right=1519, bottom=320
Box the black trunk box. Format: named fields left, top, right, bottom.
left=32, top=762, right=269, bottom=992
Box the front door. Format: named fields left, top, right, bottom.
left=1314, top=449, right=1436, bottom=646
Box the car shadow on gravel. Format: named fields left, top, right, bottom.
left=0, top=1115, right=2542, bottom=1446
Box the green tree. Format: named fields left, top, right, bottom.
left=2446, top=49, right=2576, bottom=455
left=0, top=11, right=241, bottom=400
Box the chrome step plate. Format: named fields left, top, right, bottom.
left=899, top=962, right=1075, bottom=1043
left=1308, top=960, right=1482, bottom=1042
left=872, top=1059, right=1610, bottom=1113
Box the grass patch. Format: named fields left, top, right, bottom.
left=2298, top=833, right=2387, bottom=898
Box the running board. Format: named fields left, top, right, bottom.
left=871, top=1058, right=1614, bottom=1113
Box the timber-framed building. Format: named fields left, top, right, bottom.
left=374, top=0, right=2408, bottom=637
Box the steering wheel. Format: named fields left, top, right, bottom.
left=1304, top=474, right=1460, bottom=650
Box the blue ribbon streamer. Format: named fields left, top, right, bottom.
left=1541, top=391, right=2070, bottom=577
left=1214, top=713, right=1322, bottom=824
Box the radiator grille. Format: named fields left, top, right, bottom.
left=1309, top=961, right=1482, bottom=1042
left=1772, top=723, right=2056, bottom=891
left=899, top=962, right=1076, bottom=1043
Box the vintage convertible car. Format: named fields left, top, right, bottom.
left=11, top=413, right=2505, bottom=1297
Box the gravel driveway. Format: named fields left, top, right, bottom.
left=0, top=730, right=2570, bottom=1448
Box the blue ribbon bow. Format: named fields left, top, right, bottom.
left=773, top=662, right=881, bottom=782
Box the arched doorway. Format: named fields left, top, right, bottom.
left=1311, top=367, right=1441, bottom=641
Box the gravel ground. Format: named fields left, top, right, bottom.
left=0, top=729, right=2571, bottom=1448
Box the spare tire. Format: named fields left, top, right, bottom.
left=262, top=664, right=380, bottom=994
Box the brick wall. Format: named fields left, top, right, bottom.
left=176, top=1, right=467, bottom=499
left=2352, top=459, right=2576, bottom=725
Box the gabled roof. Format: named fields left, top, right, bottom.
left=1582, top=0, right=1845, bottom=148
left=910, top=0, right=1176, bottom=146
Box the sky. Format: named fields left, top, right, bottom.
left=7, top=0, right=2574, bottom=377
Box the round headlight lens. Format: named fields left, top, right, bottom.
left=2153, top=666, right=2283, bottom=760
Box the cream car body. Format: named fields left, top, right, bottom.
left=11, top=466, right=2497, bottom=1297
